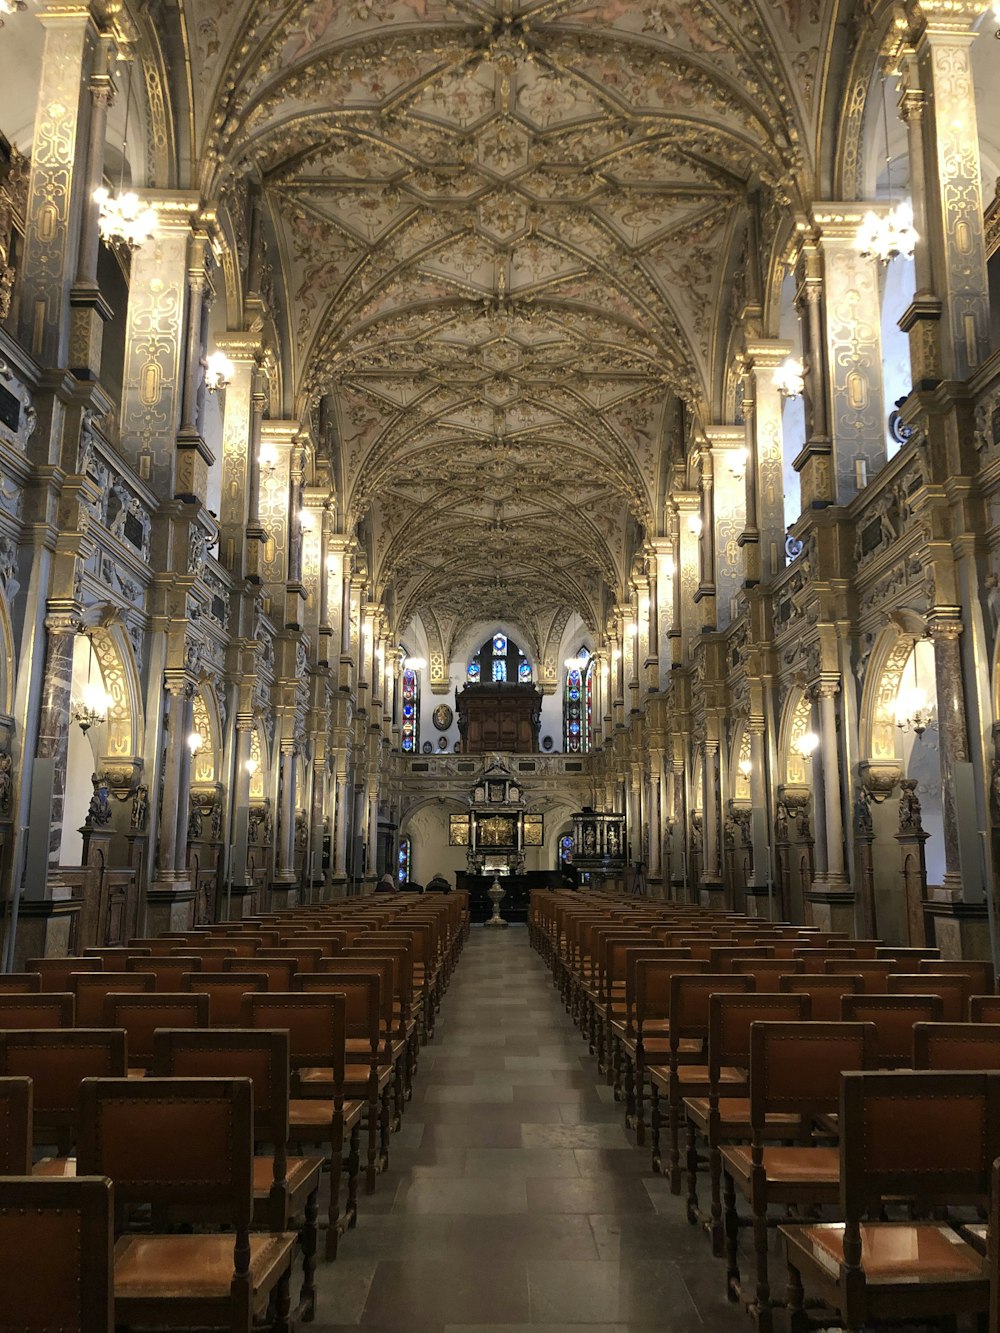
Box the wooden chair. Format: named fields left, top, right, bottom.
left=782, top=1070, right=996, bottom=1333
left=242, top=992, right=364, bottom=1259
left=293, top=972, right=394, bottom=1189
left=0, top=993, right=74, bottom=1029
left=223, top=956, right=297, bottom=991
left=71, top=970, right=156, bottom=1026
left=778, top=973, right=862, bottom=1020
left=0, top=1075, right=32, bottom=1173
left=888, top=971, right=968, bottom=1020
left=917, top=957, right=994, bottom=996
left=840, top=992, right=943, bottom=1067
left=263, top=946, right=323, bottom=976
left=104, top=992, right=209, bottom=1076
left=28, top=957, right=101, bottom=990
left=77, top=1076, right=297, bottom=1331
left=620, top=956, right=707, bottom=1135
left=84, top=946, right=152, bottom=965
left=0, top=973, right=42, bottom=993
left=649, top=972, right=753, bottom=1191
left=822, top=958, right=898, bottom=993
left=126, top=954, right=202, bottom=991
left=913, top=1021, right=1000, bottom=1070
left=0, top=1028, right=126, bottom=1171
left=731, top=958, right=804, bottom=991
left=153, top=1028, right=323, bottom=1320
left=721, top=1020, right=878, bottom=1332
left=0, top=1176, right=114, bottom=1330
left=682, top=992, right=809, bottom=1253
left=972, top=994, right=1000, bottom=1022
left=183, top=971, right=268, bottom=1025
left=875, top=946, right=940, bottom=963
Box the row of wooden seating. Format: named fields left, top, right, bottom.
left=0, top=890, right=469, bottom=1330
left=531, top=889, right=1000, bottom=1333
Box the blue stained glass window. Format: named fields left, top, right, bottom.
left=564, top=650, right=592, bottom=753
left=559, top=833, right=574, bottom=866
left=493, top=634, right=507, bottom=655
left=467, top=662, right=480, bottom=682
left=398, top=837, right=411, bottom=884
left=518, top=659, right=532, bottom=682
left=401, top=665, right=419, bottom=752
left=492, top=659, right=507, bottom=682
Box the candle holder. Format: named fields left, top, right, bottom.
left=483, top=876, right=509, bottom=929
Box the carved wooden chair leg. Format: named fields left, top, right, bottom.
left=650, top=1083, right=662, bottom=1174
left=301, top=1182, right=319, bottom=1320
left=785, top=1260, right=806, bottom=1333
left=327, top=1115, right=345, bottom=1260
left=709, top=1140, right=725, bottom=1256
left=668, top=1088, right=682, bottom=1193
left=724, top=1169, right=741, bottom=1303
left=346, top=1123, right=361, bottom=1228
left=752, top=1196, right=772, bottom=1333
left=685, top=1116, right=700, bottom=1226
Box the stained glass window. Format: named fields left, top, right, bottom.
left=397, top=837, right=411, bottom=885
left=518, top=654, right=532, bottom=682
left=563, top=648, right=593, bottom=753
left=492, top=658, right=507, bottom=682
left=559, top=833, right=574, bottom=867
left=401, top=665, right=419, bottom=752
left=467, top=661, right=480, bottom=682
left=493, top=633, right=507, bottom=655
left=469, top=633, right=532, bottom=684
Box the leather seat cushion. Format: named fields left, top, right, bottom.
left=723, top=1145, right=840, bottom=1184
left=786, top=1222, right=985, bottom=1281
left=683, top=1097, right=800, bottom=1133
left=252, top=1154, right=322, bottom=1196
left=114, top=1232, right=297, bottom=1299
left=288, top=1097, right=365, bottom=1130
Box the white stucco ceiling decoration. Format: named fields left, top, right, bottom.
left=198, top=0, right=838, bottom=637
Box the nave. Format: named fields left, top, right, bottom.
left=312, top=925, right=744, bottom=1333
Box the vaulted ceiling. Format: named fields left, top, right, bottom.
left=195, top=0, right=846, bottom=646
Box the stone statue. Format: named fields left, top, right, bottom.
left=130, top=784, right=148, bottom=831
left=87, top=776, right=113, bottom=827
left=854, top=788, right=873, bottom=838
left=898, top=779, right=924, bottom=834
left=0, top=750, right=11, bottom=816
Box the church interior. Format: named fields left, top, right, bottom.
left=3, top=0, right=1000, bottom=1328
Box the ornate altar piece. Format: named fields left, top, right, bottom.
left=449, top=755, right=545, bottom=875
left=572, top=806, right=627, bottom=879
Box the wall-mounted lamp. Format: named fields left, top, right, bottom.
left=794, top=731, right=820, bottom=759
left=664, top=555, right=676, bottom=577
left=727, top=447, right=749, bottom=478
left=187, top=731, right=204, bottom=756
left=204, top=350, right=234, bottom=393
left=244, top=756, right=260, bottom=776
left=738, top=757, right=752, bottom=780
left=72, top=636, right=111, bottom=733
left=298, top=509, right=315, bottom=532
left=258, top=444, right=278, bottom=473
left=687, top=514, right=703, bottom=537
left=774, top=357, right=806, bottom=400
left=403, top=656, right=426, bottom=670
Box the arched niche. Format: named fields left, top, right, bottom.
left=248, top=721, right=269, bottom=801
left=728, top=721, right=752, bottom=803
left=777, top=688, right=815, bottom=788
left=89, top=618, right=143, bottom=761
left=0, top=583, right=16, bottom=719
left=190, top=681, right=222, bottom=787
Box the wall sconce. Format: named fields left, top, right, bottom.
left=664, top=555, right=676, bottom=577
left=403, top=656, right=426, bottom=670
left=626, top=621, right=638, bottom=637
left=244, top=756, right=260, bottom=776
left=258, top=444, right=278, bottom=472
left=728, top=447, right=749, bottom=479
left=72, top=636, right=111, bottom=733
left=187, top=731, right=204, bottom=756
left=204, top=350, right=234, bottom=393
left=298, top=509, right=315, bottom=532
left=774, top=357, right=806, bottom=400
left=687, top=514, right=703, bottom=537
left=738, top=757, right=752, bottom=780
left=794, top=731, right=820, bottom=759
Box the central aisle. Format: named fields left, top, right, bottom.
left=315, top=925, right=747, bottom=1332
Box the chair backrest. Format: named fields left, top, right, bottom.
left=28, top=958, right=101, bottom=990
left=887, top=972, right=967, bottom=1021
left=217, top=937, right=264, bottom=958
left=0, top=1076, right=32, bottom=1173
left=242, top=992, right=346, bottom=1096
left=171, top=946, right=237, bottom=967
left=707, top=946, right=772, bottom=971
left=634, top=957, right=707, bottom=1027
left=0, top=973, right=42, bottom=994
left=344, top=950, right=409, bottom=1018
left=259, top=946, right=324, bottom=976
left=0, top=1029, right=127, bottom=1138
left=83, top=947, right=151, bottom=965
left=708, top=992, right=810, bottom=1082
left=841, top=993, right=943, bottom=1067
left=71, top=972, right=156, bottom=1026
left=841, top=1070, right=1000, bottom=1221
left=0, top=1176, right=114, bottom=1330
left=731, top=958, right=804, bottom=990
left=778, top=973, right=862, bottom=1021
left=152, top=1028, right=289, bottom=1151
left=875, top=946, right=940, bottom=963
left=971, top=994, right=1000, bottom=1023
left=104, top=993, right=210, bottom=1065
left=182, top=971, right=268, bottom=1025
left=223, top=956, right=296, bottom=990
left=126, top=955, right=202, bottom=991
left=77, top=1077, right=253, bottom=1230
left=912, top=1021, right=1000, bottom=1070
left=749, top=1020, right=877, bottom=1133
left=299, top=963, right=392, bottom=1046
left=669, top=973, right=754, bottom=1058
left=823, top=959, right=897, bottom=993
left=917, top=958, right=994, bottom=995
left=0, top=993, right=74, bottom=1029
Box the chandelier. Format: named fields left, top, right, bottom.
left=895, top=650, right=936, bottom=737
left=204, top=350, right=234, bottom=393
left=0, top=1, right=27, bottom=28
left=854, top=75, right=917, bottom=264
left=72, top=637, right=111, bottom=733
left=94, top=58, right=158, bottom=250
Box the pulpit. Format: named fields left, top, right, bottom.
left=456, top=683, right=542, bottom=753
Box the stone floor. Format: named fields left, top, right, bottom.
left=312, top=925, right=753, bottom=1332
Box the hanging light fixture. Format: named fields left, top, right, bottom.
left=738, top=756, right=753, bottom=780
left=204, top=350, right=234, bottom=394
left=854, top=74, right=917, bottom=263
left=186, top=731, right=204, bottom=755
left=895, top=649, right=936, bottom=737
left=94, top=56, right=158, bottom=250
left=774, top=357, right=806, bottom=400
left=0, top=1, right=28, bottom=28
left=794, top=731, right=820, bottom=759
left=72, top=636, right=111, bottom=733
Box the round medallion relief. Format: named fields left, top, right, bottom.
left=432, top=704, right=454, bottom=731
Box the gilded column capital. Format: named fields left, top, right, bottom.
left=928, top=613, right=963, bottom=640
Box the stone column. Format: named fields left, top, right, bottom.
left=643, top=558, right=659, bottom=693
left=898, top=5, right=991, bottom=382
left=816, top=681, right=848, bottom=885
left=333, top=764, right=350, bottom=884
left=706, top=426, right=745, bottom=628
left=746, top=723, right=774, bottom=910
left=309, top=756, right=328, bottom=899
left=815, top=208, right=888, bottom=502
left=701, top=739, right=722, bottom=895
left=794, top=234, right=835, bottom=508
left=676, top=496, right=700, bottom=661
left=623, top=606, right=639, bottom=716
left=651, top=538, right=674, bottom=688
left=229, top=720, right=254, bottom=898
left=70, top=31, right=115, bottom=379
left=612, top=621, right=625, bottom=731
left=216, top=334, right=262, bottom=577
left=694, top=447, right=717, bottom=627
left=744, top=340, right=793, bottom=584
left=273, top=743, right=298, bottom=890
left=929, top=614, right=971, bottom=899
left=17, top=2, right=98, bottom=367
left=146, top=677, right=196, bottom=931
left=22, top=613, right=79, bottom=888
